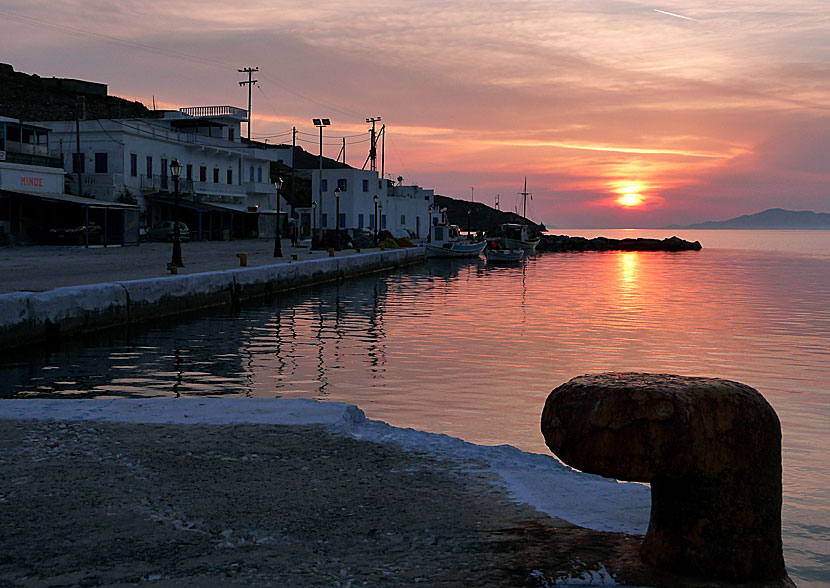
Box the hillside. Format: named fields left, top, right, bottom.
left=665, top=208, right=830, bottom=230
left=0, top=63, right=155, bottom=121
left=434, top=195, right=547, bottom=233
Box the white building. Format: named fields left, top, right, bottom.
left=1, top=116, right=138, bottom=245
left=311, top=168, right=436, bottom=240
left=32, top=106, right=291, bottom=240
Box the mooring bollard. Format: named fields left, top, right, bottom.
left=327, top=248, right=335, bottom=257
left=291, top=254, right=298, bottom=261
left=541, top=372, right=787, bottom=583
left=167, top=264, right=178, bottom=275
left=236, top=253, right=248, bottom=267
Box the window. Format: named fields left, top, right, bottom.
left=257, top=167, right=262, bottom=183
left=213, top=168, right=220, bottom=183
left=249, top=166, right=254, bottom=182
left=362, top=179, right=369, bottom=192
left=200, top=166, right=207, bottom=182
left=228, top=128, right=234, bottom=141
left=227, top=169, right=233, bottom=184
left=321, top=179, right=328, bottom=192
left=94, top=152, right=107, bottom=174
left=337, top=178, right=347, bottom=191
left=186, top=164, right=193, bottom=181
left=358, top=214, right=364, bottom=228
left=369, top=214, right=374, bottom=229
left=378, top=180, right=382, bottom=189
left=400, top=215, right=406, bottom=225
left=130, top=153, right=137, bottom=177
left=381, top=215, right=387, bottom=229
left=160, top=158, right=168, bottom=190
left=339, top=213, right=346, bottom=228
left=321, top=213, right=328, bottom=228
left=146, top=156, right=152, bottom=178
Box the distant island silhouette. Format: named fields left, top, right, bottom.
left=664, top=208, right=830, bottom=230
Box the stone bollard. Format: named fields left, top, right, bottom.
left=541, top=372, right=786, bottom=582
left=236, top=253, right=248, bottom=267
left=327, top=248, right=335, bottom=257
left=167, top=264, right=178, bottom=275
left=291, top=254, right=298, bottom=261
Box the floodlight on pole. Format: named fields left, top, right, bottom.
left=273, top=177, right=284, bottom=257
left=313, top=117, right=331, bottom=240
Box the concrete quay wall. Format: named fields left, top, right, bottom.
left=0, top=248, right=425, bottom=350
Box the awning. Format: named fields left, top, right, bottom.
left=0, top=189, right=138, bottom=209
left=147, top=196, right=277, bottom=215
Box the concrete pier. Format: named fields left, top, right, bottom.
left=0, top=241, right=426, bottom=350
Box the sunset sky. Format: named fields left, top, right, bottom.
left=1, top=0, right=828, bottom=227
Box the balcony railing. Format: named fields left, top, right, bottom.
left=2, top=151, right=64, bottom=169
left=179, top=106, right=248, bottom=120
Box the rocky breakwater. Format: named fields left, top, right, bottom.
left=541, top=373, right=791, bottom=585
left=537, top=235, right=701, bottom=252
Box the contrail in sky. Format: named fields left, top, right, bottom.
left=654, top=8, right=699, bottom=21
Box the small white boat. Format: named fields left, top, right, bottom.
left=485, top=247, right=524, bottom=263
left=427, top=224, right=486, bottom=258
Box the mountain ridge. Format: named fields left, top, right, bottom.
left=664, top=208, right=830, bottom=230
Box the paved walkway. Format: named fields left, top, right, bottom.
left=0, top=240, right=384, bottom=294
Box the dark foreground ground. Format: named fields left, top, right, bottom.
left=0, top=421, right=792, bottom=587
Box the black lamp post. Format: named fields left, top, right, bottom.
left=373, top=194, right=379, bottom=243
left=427, top=204, right=434, bottom=242
left=170, top=159, right=184, bottom=267
left=378, top=203, right=383, bottom=238
left=311, top=200, right=317, bottom=239
left=334, top=187, right=341, bottom=250
left=273, top=177, right=283, bottom=257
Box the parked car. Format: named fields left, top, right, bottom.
left=46, top=224, right=103, bottom=245
left=147, top=221, right=190, bottom=242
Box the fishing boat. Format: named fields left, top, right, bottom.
left=494, top=223, right=541, bottom=251
left=427, top=223, right=486, bottom=258
left=492, top=177, right=541, bottom=251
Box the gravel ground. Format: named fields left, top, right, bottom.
left=0, top=420, right=663, bottom=588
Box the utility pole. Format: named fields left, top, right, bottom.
left=291, top=126, right=296, bottom=218
left=366, top=116, right=381, bottom=171
left=471, top=187, right=475, bottom=202
left=495, top=194, right=500, bottom=210
left=238, top=67, right=259, bottom=140
left=380, top=125, right=385, bottom=182
left=75, top=96, right=85, bottom=199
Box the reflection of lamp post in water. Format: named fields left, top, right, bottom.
left=273, top=176, right=283, bottom=257
left=170, top=159, right=184, bottom=267
left=334, top=187, right=342, bottom=250
left=373, top=194, right=379, bottom=242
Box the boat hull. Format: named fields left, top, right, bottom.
left=486, top=248, right=524, bottom=263
left=500, top=236, right=540, bottom=251
left=427, top=241, right=487, bottom=258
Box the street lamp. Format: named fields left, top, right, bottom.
left=378, top=203, right=383, bottom=238
left=312, top=118, right=330, bottom=240
left=427, top=204, right=434, bottom=242
left=273, top=177, right=283, bottom=257
left=334, top=187, right=342, bottom=250
left=373, top=194, right=379, bottom=243
left=169, top=159, right=184, bottom=267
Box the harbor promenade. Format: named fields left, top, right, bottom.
left=0, top=239, right=384, bottom=294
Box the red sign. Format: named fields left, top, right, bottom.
left=20, top=177, right=44, bottom=187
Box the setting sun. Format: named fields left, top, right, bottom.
left=617, top=193, right=643, bottom=207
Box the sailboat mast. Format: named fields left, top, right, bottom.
left=520, top=177, right=529, bottom=219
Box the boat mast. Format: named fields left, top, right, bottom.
left=520, top=177, right=530, bottom=219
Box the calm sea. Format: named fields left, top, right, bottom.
left=2, top=229, right=828, bottom=586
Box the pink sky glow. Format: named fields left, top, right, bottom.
left=1, top=0, right=828, bottom=227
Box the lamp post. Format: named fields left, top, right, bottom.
left=427, top=204, right=434, bottom=242
left=311, top=201, right=317, bottom=245
left=170, top=159, right=184, bottom=267
left=378, top=203, right=383, bottom=238
left=467, top=208, right=472, bottom=238
left=333, top=187, right=342, bottom=250
left=312, top=118, right=330, bottom=241
left=273, top=177, right=283, bottom=257
left=373, top=195, right=379, bottom=243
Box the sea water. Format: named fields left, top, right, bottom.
left=2, top=229, right=828, bottom=586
